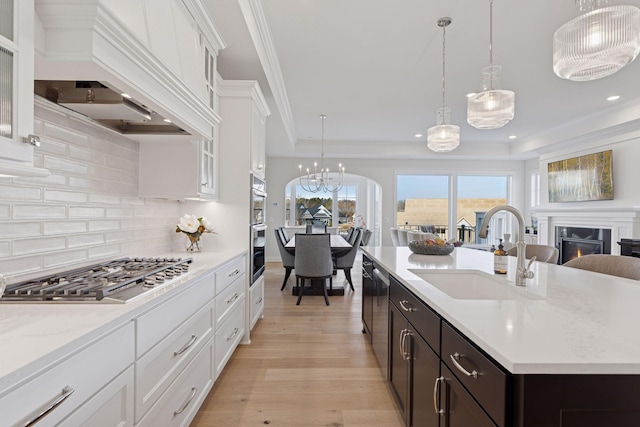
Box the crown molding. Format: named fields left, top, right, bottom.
left=238, top=0, right=296, bottom=148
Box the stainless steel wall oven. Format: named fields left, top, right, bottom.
left=250, top=174, right=267, bottom=285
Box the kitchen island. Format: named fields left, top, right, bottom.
left=363, top=246, right=640, bottom=427
left=0, top=249, right=247, bottom=427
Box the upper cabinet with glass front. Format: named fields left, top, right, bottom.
left=0, top=0, right=48, bottom=176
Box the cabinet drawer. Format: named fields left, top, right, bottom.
left=215, top=274, right=244, bottom=330
left=442, top=321, right=507, bottom=427
left=215, top=299, right=245, bottom=377
left=215, top=256, right=245, bottom=295
left=59, top=365, right=134, bottom=427
left=137, top=339, right=215, bottom=427
left=135, top=303, right=214, bottom=422
left=250, top=277, right=264, bottom=330
left=390, top=278, right=441, bottom=354
left=136, top=270, right=215, bottom=357
left=442, top=363, right=498, bottom=427
left=0, top=323, right=134, bottom=427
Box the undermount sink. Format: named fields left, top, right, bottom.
left=408, top=270, right=544, bottom=301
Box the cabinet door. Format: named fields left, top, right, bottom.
left=361, top=255, right=374, bottom=337
left=389, top=303, right=410, bottom=423
left=410, top=332, right=440, bottom=427
left=0, top=0, right=35, bottom=164
left=441, top=364, right=497, bottom=427
left=199, top=136, right=217, bottom=198
left=372, top=266, right=389, bottom=379
left=250, top=102, right=266, bottom=177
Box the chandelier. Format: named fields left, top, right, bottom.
left=427, top=17, right=460, bottom=153
left=298, top=115, right=345, bottom=193
left=467, top=0, right=515, bottom=129
left=553, top=0, right=640, bottom=81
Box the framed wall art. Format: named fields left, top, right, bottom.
left=548, top=150, right=613, bottom=203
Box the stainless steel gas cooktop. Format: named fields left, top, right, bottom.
left=1, top=257, right=192, bottom=303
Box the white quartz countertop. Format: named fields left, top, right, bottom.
left=363, top=246, right=640, bottom=375
left=0, top=249, right=245, bottom=393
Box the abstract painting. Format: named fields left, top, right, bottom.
left=548, top=150, right=613, bottom=202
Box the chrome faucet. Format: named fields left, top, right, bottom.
left=478, top=205, right=534, bottom=286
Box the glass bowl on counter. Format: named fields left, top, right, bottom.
left=408, top=240, right=455, bottom=255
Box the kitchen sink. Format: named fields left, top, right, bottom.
left=408, top=270, right=544, bottom=301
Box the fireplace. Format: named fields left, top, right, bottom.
left=555, top=226, right=611, bottom=264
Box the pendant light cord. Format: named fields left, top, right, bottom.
left=488, top=0, right=494, bottom=90
left=441, top=23, right=446, bottom=110
left=320, top=114, right=326, bottom=170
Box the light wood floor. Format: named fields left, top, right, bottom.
left=191, top=254, right=403, bottom=427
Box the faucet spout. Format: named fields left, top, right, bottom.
left=478, top=205, right=532, bottom=286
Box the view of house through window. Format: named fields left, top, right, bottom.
left=285, top=185, right=357, bottom=231
left=397, top=174, right=509, bottom=244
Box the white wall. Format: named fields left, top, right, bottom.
left=266, top=156, right=527, bottom=261
left=0, top=99, right=185, bottom=284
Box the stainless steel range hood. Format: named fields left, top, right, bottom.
left=34, top=81, right=190, bottom=136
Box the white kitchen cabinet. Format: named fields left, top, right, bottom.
left=138, top=135, right=218, bottom=200
left=0, top=0, right=48, bottom=177
left=251, top=101, right=267, bottom=178
left=250, top=275, right=264, bottom=330
left=0, top=323, right=135, bottom=427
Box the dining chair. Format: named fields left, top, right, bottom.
left=344, top=226, right=355, bottom=242
left=280, top=227, right=290, bottom=242
left=348, top=227, right=362, bottom=246
left=407, top=230, right=426, bottom=243
left=507, top=244, right=559, bottom=264
left=311, top=220, right=327, bottom=233
left=294, top=233, right=333, bottom=305
left=563, top=254, right=640, bottom=280
left=361, top=229, right=372, bottom=246
left=333, top=228, right=363, bottom=292
left=275, top=228, right=295, bottom=290
left=389, top=228, right=399, bottom=246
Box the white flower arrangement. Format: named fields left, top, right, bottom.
left=176, top=214, right=216, bottom=251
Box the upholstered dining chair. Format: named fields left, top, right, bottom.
left=294, top=233, right=333, bottom=305
left=397, top=229, right=409, bottom=246
left=344, top=226, right=355, bottom=242
left=507, top=244, right=559, bottom=264
left=361, top=229, right=372, bottom=246
left=275, top=228, right=295, bottom=290
left=563, top=254, right=640, bottom=280
left=389, top=228, right=399, bottom=246
left=333, top=228, right=363, bottom=292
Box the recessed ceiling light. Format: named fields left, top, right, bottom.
left=414, top=133, right=423, bottom=138
left=121, top=93, right=132, bottom=99
left=466, top=92, right=476, bottom=98
left=163, top=118, right=172, bottom=123
left=607, top=95, right=620, bottom=101
left=509, top=135, right=517, bottom=139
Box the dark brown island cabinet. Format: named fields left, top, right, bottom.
left=362, top=255, right=640, bottom=427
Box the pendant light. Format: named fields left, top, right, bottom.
left=427, top=17, right=460, bottom=153
left=467, top=0, right=515, bottom=130
left=298, top=115, right=345, bottom=193
left=553, top=0, right=640, bottom=81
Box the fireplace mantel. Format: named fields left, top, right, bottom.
left=533, top=206, right=640, bottom=255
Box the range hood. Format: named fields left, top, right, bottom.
left=34, top=81, right=190, bottom=136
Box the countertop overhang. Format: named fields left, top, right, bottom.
left=363, top=246, right=640, bottom=375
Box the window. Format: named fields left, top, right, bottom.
left=285, top=184, right=357, bottom=229
left=397, top=173, right=510, bottom=243
left=530, top=170, right=540, bottom=208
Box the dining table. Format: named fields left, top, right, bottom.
left=284, top=234, right=353, bottom=296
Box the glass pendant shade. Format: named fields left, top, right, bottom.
left=427, top=107, right=460, bottom=152
left=467, top=65, right=515, bottom=129
left=553, top=5, right=640, bottom=81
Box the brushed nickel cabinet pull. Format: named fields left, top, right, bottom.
left=228, top=269, right=240, bottom=277
left=24, top=386, right=75, bottom=426
left=227, top=293, right=239, bottom=304
left=174, top=387, right=197, bottom=415
left=174, top=334, right=198, bottom=356
left=256, top=297, right=263, bottom=304
left=450, top=352, right=478, bottom=379
left=433, top=376, right=445, bottom=415
left=399, top=300, right=416, bottom=312
left=227, top=327, right=239, bottom=341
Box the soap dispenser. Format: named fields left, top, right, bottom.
left=494, top=238, right=508, bottom=274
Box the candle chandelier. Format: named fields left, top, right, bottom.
left=298, top=115, right=345, bottom=193
left=553, top=0, right=640, bottom=81
left=467, top=0, right=515, bottom=130
left=427, top=17, right=460, bottom=153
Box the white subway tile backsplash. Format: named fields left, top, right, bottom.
left=69, top=206, right=107, bottom=218
left=0, top=222, right=42, bottom=238
left=0, top=100, right=185, bottom=281
left=13, top=236, right=67, bottom=255
left=44, top=190, right=88, bottom=203
left=14, top=204, right=67, bottom=219
left=44, top=221, right=88, bottom=235
left=0, top=185, right=41, bottom=201
left=68, top=233, right=105, bottom=248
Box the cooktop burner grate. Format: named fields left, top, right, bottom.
left=2, top=257, right=192, bottom=303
